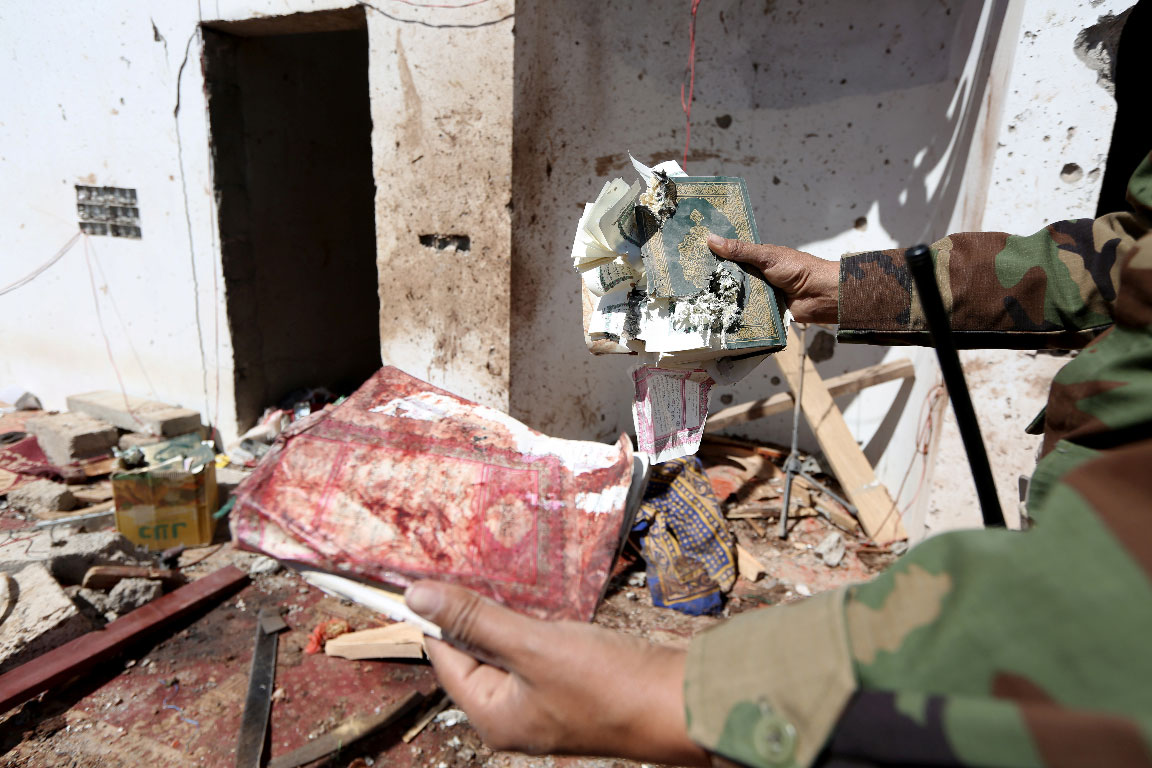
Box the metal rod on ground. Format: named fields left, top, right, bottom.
left=904, top=244, right=1005, bottom=528
left=778, top=323, right=860, bottom=538
left=779, top=324, right=807, bottom=538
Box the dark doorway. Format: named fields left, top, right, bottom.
left=203, top=9, right=380, bottom=431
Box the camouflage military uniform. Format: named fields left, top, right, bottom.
left=684, top=153, right=1152, bottom=767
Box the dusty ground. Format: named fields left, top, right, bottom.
left=0, top=438, right=896, bottom=768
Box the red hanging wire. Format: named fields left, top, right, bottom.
left=681, top=0, right=703, bottom=171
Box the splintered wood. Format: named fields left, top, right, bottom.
left=772, top=326, right=906, bottom=544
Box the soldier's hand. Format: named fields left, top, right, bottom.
left=405, top=580, right=709, bottom=765
left=708, top=234, right=839, bottom=324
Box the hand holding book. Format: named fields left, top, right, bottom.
left=705, top=235, right=840, bottom=325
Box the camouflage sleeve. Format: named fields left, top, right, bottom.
left=836, top=154, right=1152, bottom=349
left=684, top=440, right=1152, bottom=768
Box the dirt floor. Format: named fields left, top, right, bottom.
left=0, top=437, right=898, bottom=768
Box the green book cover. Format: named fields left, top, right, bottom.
left=640, top=176, right=786, bottom=351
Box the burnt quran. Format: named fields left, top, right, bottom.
left=573, top=159, right=787, bottom=371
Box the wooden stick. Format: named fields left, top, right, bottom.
left=268, top=690, right=423, bottom=768
left=0, top=565, right=248, bottom=713
left=706, top=358, right=914, bottom=432
left=772, top=328, right=906, bottom=543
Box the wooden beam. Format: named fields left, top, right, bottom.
left=772, top=327, right=906, bottom=544
left=0, top=565, right=248, bottom=713
left=706, top=358, right=914, bottom=432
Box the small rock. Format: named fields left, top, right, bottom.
left=814, top=532, right=846, bottom=568
left=795, top=583, right=812, bottom=597
left=75, top=587, right=112, bottom=616
left=105, top=578, right=162, bottom=615
left=248, top=556, right=282, bottom=576
left=435, top=708, right=469, bottom=728
left=626, top=571, right=647, bottom=587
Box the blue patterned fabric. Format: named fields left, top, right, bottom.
left=632, top=456, right=736, bottom=615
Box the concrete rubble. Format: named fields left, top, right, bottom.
left=66, top=391, right=201, bottom=438
left=24, top=411, right=119, bottom=466
left=7, top=478, right=78, bottom=516
left=0, top=563, right=95, bottom=675
left=814, top=531, right=846, bottom=568
left=104, top=577, right=163, bottom=617
left=0, top=529, right=140, bottom=584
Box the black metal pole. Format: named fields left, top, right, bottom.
left=904, top=245, right=1005, bottom=528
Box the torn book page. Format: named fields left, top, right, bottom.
left=631, top=366, right=714, bottom=463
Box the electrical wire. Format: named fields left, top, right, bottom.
left=87, top=236, right=160, bottom=400
left=357, top=0, right=512, bottom=29
left=0, top=232, right=80, bottom=297
left=382, top=0, right=493, bottom=7
left=83, top=235, right=148, bottom=428
left=680, top=0, right=703, bottom=171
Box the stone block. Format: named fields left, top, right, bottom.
left=25, top=412, right=118, bottom=466
left=0, top=530, right=139, bottom=585
left=118, top=432, right=165, bottom=450
left=66, top=391, right=202, bottom=437
left=0, top=564, right=95, bottom=675
left=7, top=479, right=78, bottom=516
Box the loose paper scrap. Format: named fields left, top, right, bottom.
left=631, top=366, right=714, bottom=463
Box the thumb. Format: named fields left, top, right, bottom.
left=707, top=234, right=805, bottom=292
left=406, top=580, right=532, bottom=664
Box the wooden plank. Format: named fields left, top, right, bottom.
left=735, top=544, right=766, bottom=582
left=324, top=623, right=426, bottom=660
left=706, top=358, right=915, bottom=432
left=268, top=690, right=424, bottom=768
left=0, top=565, right=248, bottom=713
left=773, top=326, right=906, bottom=543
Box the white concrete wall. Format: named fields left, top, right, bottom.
left=0, top=1, right=233, bottom=435
left=0, top=0, right=513, bottom=444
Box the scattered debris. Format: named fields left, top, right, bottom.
left=66, top=391, right=201, bottom=438
left=81, top=564, right=184, bottom=591
left=247, top=555, right=282, bottom=576
left=267, top=691, right=424, bottom=768
left=0, top=564, right=94, bottom=675
left=24, top=412, right=118, bottom=466
left=104, top=577, right=163, bottom=616
left=814, top=531, right=846, bottom=567
left=435, top=708, right=469, bottom=728
left=403, top=691, right=450, bottom=743
left=0, top=565, right=248, bottom=713
left=735, top=543, right=767, bottom=582
left=304, top=618, right=351, bottom=654
left=0, top=529, right=139, bottom=584
left=0, top=389, right=43, bottom=412
left=7, top=478, right=78, bottom=516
